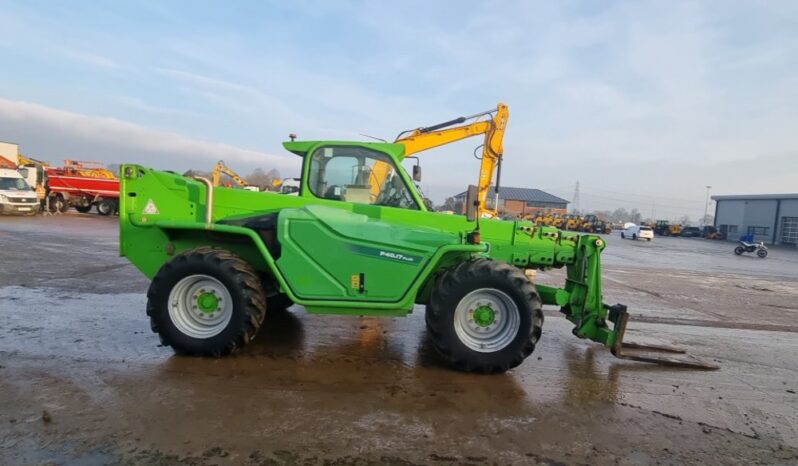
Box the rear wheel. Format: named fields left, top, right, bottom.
left=266, top=293, right=294, bottom=313
left=632, top=234, right=637, bottom=240
left=620, top=232, right=625, bottom=239
left=646, top=238, right=651, bottom=242
left=146, top=247, right=267, bottom=356
left=734, top=246, right=744, bottom=255
left=74, top=204, right=92, bottom=213
left=425, top=259, right=543, bottom=373
left=757, top=249, right=768, bottom=258
left=97, top=199, right=114, bottom=216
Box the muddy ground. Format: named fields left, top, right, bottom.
left=1, top=213, right=797, bottom=465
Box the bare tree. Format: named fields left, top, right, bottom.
left=629, top=208, right=642, bottom=224
left=246, top=168, right=281, bottom=189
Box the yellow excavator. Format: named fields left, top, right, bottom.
left=212, top=160, right=250, bottom=188
left=385, top=103, right=509, bottom=217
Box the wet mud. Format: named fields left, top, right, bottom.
left=1, top=214, right=797, bottom=465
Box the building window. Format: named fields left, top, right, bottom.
left=747, top=226, right=769, bottom=236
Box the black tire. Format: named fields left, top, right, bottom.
left=267, top=293, right=294, bottom=313
left=97, top=199, right=113, bottom=216
left=734, top=246, right=744, bottom=255
left=74, top=204, right=92, bottom=213
left=425, top=258, right=543, bottom=374
left=620, top=232, right=625, bottom=239
left=646, top=238, right=651, bottom=242
left=146, top=247, right=267, bottom=356
left=757, top=249, right=768, bottom=258
left=48, top=194, right=67, bottom=213
left=632, top=234, right=637, bottom=240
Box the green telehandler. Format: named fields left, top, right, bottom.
left=119, top=107, right=715, bottom=373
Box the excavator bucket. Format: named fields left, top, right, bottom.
left=608, top=305, right=719, bottom=370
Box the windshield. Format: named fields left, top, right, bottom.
left=308, top=146, right=419, bottom=209
left=0, top=177, right=32, bottom=191
left=640, top=226, right=652, bottom=231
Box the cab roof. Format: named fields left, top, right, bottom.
left=282, top=140, right=406, bottom=160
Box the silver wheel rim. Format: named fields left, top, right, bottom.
left=453, top=288, right=521, bottom=353
left=168, top=274, right=233, bottom=339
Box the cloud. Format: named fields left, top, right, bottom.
left=0, top=97, right=299, bottom=174
left=61, top=49, right=122, bottom=69
left=2, top=1, right=798, bottom=218
left=115, top=96, right=192, bottom=117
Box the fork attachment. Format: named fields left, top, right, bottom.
left=608, top=304, right=719, bottom=370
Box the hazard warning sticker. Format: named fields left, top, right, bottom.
left=143, top=199, right=160, bottom=214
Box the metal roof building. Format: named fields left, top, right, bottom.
left=712, top=193, right=798, bottom=246
left=453, top=186, right=569, bottom=216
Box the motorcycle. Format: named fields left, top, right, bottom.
left=734, top=241, right=768, bottom=258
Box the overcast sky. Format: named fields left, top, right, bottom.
left=1, top=1, right=796, bottom=220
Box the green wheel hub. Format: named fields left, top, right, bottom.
left=453, top=288, right=521, bottom=353
left=197, top=291, right=220, bottom=313
left=472, top=305, right=496, bottom=327
left=168, top=275, right=233, bottom=339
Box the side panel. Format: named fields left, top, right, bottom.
left=276, top=205, right=458, bottom=301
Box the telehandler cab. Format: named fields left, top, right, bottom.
left=119, top=104, right=715, bottom=373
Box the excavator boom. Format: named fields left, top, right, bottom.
left=212, top=160, right=249, bottom=187
left=394, top=103, right=509, bottom=217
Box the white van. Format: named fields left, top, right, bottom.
left=0, top=168, right=39, bottom=215
left=621, top=224, right=653, bottom=241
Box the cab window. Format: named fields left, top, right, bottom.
left=308, top=146, right=418, bottom=209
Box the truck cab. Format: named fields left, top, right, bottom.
left=0, top=168, right=39, bottom=215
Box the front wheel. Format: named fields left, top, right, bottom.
left=146, top=247, right=267, bottom=356
left=48, top=194, right=67, bottom=213
left=734, top=246, right=744, bottom=255
left=757, top=249, right=768, bottom=258
left=425, top=259, right=543, bottom=374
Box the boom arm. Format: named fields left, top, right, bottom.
left=18, top=154, right=49, bottom=167
left=394, top=103, right=509, bottom=217
left=212, top=161, right=249, bottom=187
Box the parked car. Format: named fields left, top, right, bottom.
left=621, top=224, right=653, bottom=241
left=680, top=226, right=702, bottom=237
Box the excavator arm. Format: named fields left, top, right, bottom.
left=212, top=161, right=249, bottom=187
left=18, top=154, right=49, bottom=167
left=393, top=103, right=509, bottom=217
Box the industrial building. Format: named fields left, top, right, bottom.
left=453, top=186, right=569, bottom=216
left=712, top=193, right=798, bottom=246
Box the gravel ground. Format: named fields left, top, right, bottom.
left=1, top=213, right=797, bottom=465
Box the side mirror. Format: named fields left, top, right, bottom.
left=466, top=184, right=478, bottom=222
left=412, top=164, right=422, bottom=182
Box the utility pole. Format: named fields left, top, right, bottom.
left=572, top=180, right=580, bottom=214
left=703, top=185, right=712, bottom=226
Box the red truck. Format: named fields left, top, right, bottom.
left=46, top=160, right=120, bottom=215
